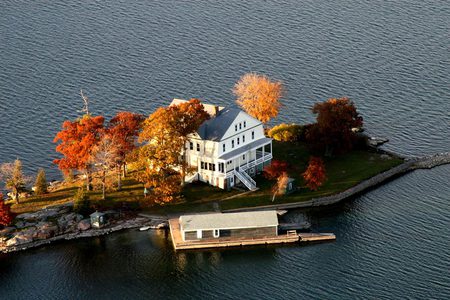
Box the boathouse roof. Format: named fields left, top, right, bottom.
left=179, top=210, right=278, bottom=231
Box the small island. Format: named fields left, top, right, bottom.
left=1, top=73, right=449, bottom=253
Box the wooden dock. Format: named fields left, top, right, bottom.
left=298, top=232, right=336, bottom=242
left=169, top=218, right=335, bottom=250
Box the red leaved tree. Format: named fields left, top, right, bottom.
left=0, top=193, right=14, bottom=227
left=302, top=156, right=327, bottom=191
left=263, top=160, right=289, bottom=180
left=107, top=111, right=145, bottom=189
left=53, top=115, right=105, bottom=190
left=307, top=97, right=363, bottom=156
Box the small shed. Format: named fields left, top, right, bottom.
left=179, top=210, right=279, bottom=241
left=90, top=211, right=107, bottom=228
left=283, top=178, right=296, bottom=195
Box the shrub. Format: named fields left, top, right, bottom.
left=302, top=156, right=327, bottom=191
left=268, top=123, right=304, bottom=142
left=73, top=188, right=91, bottom=216
left=263, top=160, right=289, bottom=180
left=0, top=193, right=14, bottom=227
left=34, top=168, right=48, bottom=195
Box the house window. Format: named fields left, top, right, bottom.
left=242, top=135, right=245, bottom=143
left=201, top=162, right=204, bottom=170
left=239, top=123, right=242, bottom=130
left=252, top=131, right=255, bottom=139
left=243, top=154, right=245, bottom=160
left=244, top=121, right=246, bottom=128
left=232, top=140, right=234, bottom=148
left=223, top=144, right=226, bottom=152
left=197, top=143, right=200, bottom=152
left=213, top=164, right=216, bottom=171
left=213, top=229, right=219, bottom=238
left=235, top=124, right=238, bottom=131
left=189, top=142, right=193, bottom=150
left=237, top=137, right=240, bottom=145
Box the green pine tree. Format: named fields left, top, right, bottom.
left=34, top=168, right=48, bottom=195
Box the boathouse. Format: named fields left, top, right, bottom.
left=178, top=211, right=278, bottom=241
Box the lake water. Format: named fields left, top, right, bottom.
left=0, top=0, right=449, bottom=299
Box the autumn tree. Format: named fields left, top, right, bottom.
left=107, top=112, right=145, bottom=189
left=271, top=172, right=289, bottom=202
left=233, top=73, right=284, bottom=123
left=53, top=115, right=105, bottom=190
left=168, top=99, right=210, bottom=185
left=307, top=97, right=363, bottom=156
left=34, top=168, right=48, bottom=195
left=0, top=159, right=31, bottom=204
left=263, top=160, right=289, bottom=180
left=135, top=108, right=184, bottom=203
left=302, top=156, right=327, bottom=191
left=0, top=193, right=14, bottom=227
left=91, top=134, right=121, bottom=200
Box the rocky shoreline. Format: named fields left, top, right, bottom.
left=0, top=204, right=168, bottom=254
left=2, top=152, right=448, bottom=254
left=223, top=151, right=450, bottom=212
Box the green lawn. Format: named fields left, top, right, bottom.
left=219, top=142, right=403, bottom=210
left=10, top=141, right=403, bottom=215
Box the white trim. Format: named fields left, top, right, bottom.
left=182, top=225, right=278, bottom=232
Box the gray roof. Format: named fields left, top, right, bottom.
left=197, top=107, right=242, bottom=141
left=90, top=211, right=105, bottom=217
left=218, top=137, right=272, bottom=160
left=179, top=211, right=278, bottom=231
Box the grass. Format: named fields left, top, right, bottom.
left=9, top=141, right=404, bottom=215
left=219, top=142, right=403, bottom=210
left=9, top=177, right=146, bottom=214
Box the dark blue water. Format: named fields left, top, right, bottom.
left=0, top=1, right=449, bottom=299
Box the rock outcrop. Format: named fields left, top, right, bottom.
left=0, top=203, right=169, bottom=254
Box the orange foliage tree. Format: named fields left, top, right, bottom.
left=53, top=115, right=105, bottom=190
left=302, top=156, right=327, bottom=191
left=136, top=108, right=183, bottom=203
left=263, top=160, right=289, bottom=180
left=136, top=99, right=210, bottom=203
left=233, top=73, right=284, bottom=123
left=107, top=111, right=145, bottom=188
left=307, top=97, right=363, bottom=156
left=168, top=99, right=209, bottom=185
left=271, top=172, right=290, bottom=202
left=0, top=193, right=14, bottom=227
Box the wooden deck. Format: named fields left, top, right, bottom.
left=169, top=218, right=335, bottom=250
left=299, top=232, right=336, bottom=242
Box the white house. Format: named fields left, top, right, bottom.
left=171, top=99, right=273, bottom=190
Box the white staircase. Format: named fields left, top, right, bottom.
left=184, top=172, right=199, bottom=183
left=234, top=170, right=257, bottom=191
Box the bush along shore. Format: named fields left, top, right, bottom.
left=0, top=203, right=168, bottom=254
left=222, top=151, right=450, bottom=212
